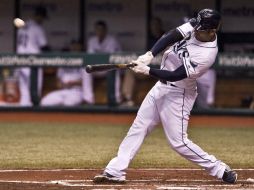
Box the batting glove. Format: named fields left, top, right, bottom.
left=131, top=61, right=150, bottom=75
left=134, top=51, right=154, bottom=66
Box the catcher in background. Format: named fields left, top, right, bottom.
left=93, top=9, right=237, bottom=184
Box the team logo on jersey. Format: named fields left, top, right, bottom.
left=173, top=40, right=189, bottom=59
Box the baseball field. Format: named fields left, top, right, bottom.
left=0, top=112, right=253, bottom=190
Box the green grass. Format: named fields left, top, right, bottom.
left=0, top=122, right=253, bottom=169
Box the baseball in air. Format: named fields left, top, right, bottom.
left=13, top=18, right=25, bottom=28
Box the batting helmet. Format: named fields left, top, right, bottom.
left=196, top=9, right=221, bottom=31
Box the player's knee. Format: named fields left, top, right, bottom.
left=168, top=137, right=189, bottom=152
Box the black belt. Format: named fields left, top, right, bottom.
left=159, top=79, right=177, bottom=87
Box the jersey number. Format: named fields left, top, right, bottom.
left=173, top=41, right=189, bottom=58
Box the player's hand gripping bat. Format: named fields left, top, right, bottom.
left=85, top=63, right=137, bottom=73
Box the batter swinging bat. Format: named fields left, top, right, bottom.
left=85, top=63, right=137, bottom=73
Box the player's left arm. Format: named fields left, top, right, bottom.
left=149, top=65, right=187, bottom=82
left=131, top=59, right=188, bottom=81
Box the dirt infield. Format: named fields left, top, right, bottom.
left=0, top=169, right=253, bottom=190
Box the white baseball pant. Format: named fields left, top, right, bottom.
left=15, top=67, right=43, bottom=106
left=41, top=87, right=83, bottom=106
left=196, top=69, right=216, bottom=108
left=105, top=82, right=226, bottom=179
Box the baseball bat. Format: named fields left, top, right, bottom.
left=85, top=63, right=137, bottom=73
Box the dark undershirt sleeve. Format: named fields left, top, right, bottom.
left=149, top=64, right=187, bottom=82
left=151, top=29, right=183, bottom=56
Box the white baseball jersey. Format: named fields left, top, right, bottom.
left=161, top=22, right=218, bottom=89
left=17, top=19, right=47, bottom=54
left=87, top=35, right=121, bottom=53
left=57, top=68, right=82, bottom=84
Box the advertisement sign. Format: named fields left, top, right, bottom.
left=152, top=0, right=215, bottom=30
left=221, top=0, right=254, bottom=32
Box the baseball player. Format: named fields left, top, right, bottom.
left=196, top=68, right=216, bottom=108
left=93, top=9, right=237, bottom=184
left=82, top=20, right=122, bottom=104
left=40, top=68, right=83, bottom=106
left=15, top=6, right=48, bottom=106
left=41, top=40, right=83, bottom=106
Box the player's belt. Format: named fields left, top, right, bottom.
left=159, top=79, right=177, bottom=87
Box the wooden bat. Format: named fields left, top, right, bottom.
left=85, top=63, right=137, bottom=73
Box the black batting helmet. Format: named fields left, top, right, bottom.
left=196, top=9, right=221, bottom=31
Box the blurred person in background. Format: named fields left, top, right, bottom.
left=147, top=17, right=165, bottom=50
left=196, top=69, right=216, bottom=108
left=82, top=20, right=122, bottom=105
left=40, top=40, right=83, bottom=106
left=121, top=17, right=165, bottom=107
left=15, top=5, right=49, bottom=106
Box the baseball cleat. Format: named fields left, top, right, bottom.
left=222, top=166, right=238, bottom=184
left=93, top=172, right=126, bottom=184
